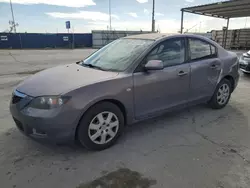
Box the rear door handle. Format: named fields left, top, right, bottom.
left=178, top=71, right=188, bottom=76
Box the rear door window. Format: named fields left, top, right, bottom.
left=189, top=38, right=217, bottom=60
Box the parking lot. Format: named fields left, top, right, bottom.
left=0, top=49, right=250, bottom=188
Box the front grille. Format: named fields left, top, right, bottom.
left=12, top=95, right=23, bottom=104
left=240, top=64, right=250, bottom=71
left=240, top=64, right=247, bottom=69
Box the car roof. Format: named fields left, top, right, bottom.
left=124, top=33, right=179, bottom=40
left=124, top=33, right=212, bottom=42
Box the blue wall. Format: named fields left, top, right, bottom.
left=0, top=33, right=92, bottom=49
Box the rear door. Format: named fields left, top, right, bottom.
left=188, top=37, right=222, bottom=103
left=133, top=37, right=190, bottom=118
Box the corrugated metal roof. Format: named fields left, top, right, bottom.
left=182, top=0, right=250, bottom=19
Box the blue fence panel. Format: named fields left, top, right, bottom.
left=0, top=33, right=21, bottom=48
left=0, top=33, right=92, bottom=49
left=74, top=33, right=92, bottom=48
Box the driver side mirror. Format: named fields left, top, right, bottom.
left=144, top=60, right=164, bottom=71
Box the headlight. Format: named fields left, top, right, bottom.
left=240, top=56, right=248, bottom=64
left=28, top=96, right=71, bottom=109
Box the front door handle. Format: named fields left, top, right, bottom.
left=210, top=64, right=218, bottom=69
left=178, top=71, right=188, bottom=76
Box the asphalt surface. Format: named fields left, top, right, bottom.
left=0, top=49, right=250, bottom=188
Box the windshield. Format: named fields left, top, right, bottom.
left=80, top=38, right=153, bottom=71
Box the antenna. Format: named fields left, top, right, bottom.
left=185, top=22, right=199, bottom=33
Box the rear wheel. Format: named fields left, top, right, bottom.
left=77, top=102, right=124, bottom=150
left=208, top=79, right=232, bottom=109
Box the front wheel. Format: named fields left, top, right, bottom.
left=208, top=79, right=232, bottom=109
left=77, top=102, right=124, bottom=150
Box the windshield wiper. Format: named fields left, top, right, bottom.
left=81, top=63, right=106, bottom=71
left=77, top=60, right=118, bottom=72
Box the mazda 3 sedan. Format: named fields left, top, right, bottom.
left=10, top=33, right=239, bottom=150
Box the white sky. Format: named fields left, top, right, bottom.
left=1, top=0, right=250, bottom=33
left=0, top=0, right=96, bottom=7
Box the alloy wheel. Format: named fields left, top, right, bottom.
left=217, top=83, right=230, bottom=105
left=88, top=111, right=119, bottom=145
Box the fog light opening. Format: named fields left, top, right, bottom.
left=32, top=128, right=46, bottom=136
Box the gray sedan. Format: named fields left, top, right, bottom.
left=10, top=33, right=239, bottom=150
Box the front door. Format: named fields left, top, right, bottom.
left=188, top=37, right=222, bottom=102
left=133, top=37, right=190, bottom=118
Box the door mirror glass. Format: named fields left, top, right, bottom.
left=144, top=60, right=164, bottom=71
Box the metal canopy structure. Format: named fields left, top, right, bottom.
left=182, top=0, right=250, bottom=19
left=180, top=0, right=250, bottom=47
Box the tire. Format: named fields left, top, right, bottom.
left=208, top=79, right=232, bottom=109
left=77, top=102, right=124, bottom=151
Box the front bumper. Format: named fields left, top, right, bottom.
left=239, top=60, right=250, bottom=73
left=9, top=93, right=79, bottom=144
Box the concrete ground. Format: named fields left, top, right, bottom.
left=0, top=49, right=250, bottom=188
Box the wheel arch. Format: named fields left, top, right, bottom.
left=223, top=75, right=235, bottom=91
left=74, top=99, right=127, bottom=141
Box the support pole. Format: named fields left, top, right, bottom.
left=180, top=10, right=184, bottom=34
left=109, top=0, right=112, bottom=30
left=152, top=0, right=155, bottom=32
left=224, top=18, right=230, bottom=49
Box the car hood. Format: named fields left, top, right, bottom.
left=16, top=63, right=118, bottom=96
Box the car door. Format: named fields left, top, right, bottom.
left=133, top=37, right=190, bottom=119
left=188, top=37, right=222, bottom=103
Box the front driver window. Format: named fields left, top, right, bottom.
left=146, top=38, right=185, bottom=67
